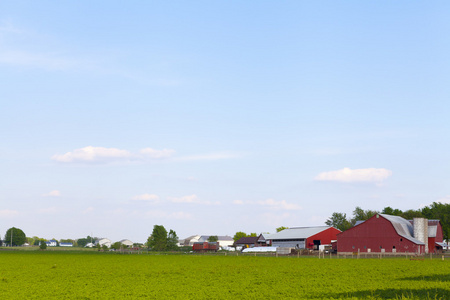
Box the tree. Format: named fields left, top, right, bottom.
left=422, top=202, right=450, bottom=241
left=207, top=235, right=218, bottom=242
left=39, top=241, right=47, bottom=250
left=350, top=207, right=378, bottom=225
left=111, top=242, right=122, bottom=250
left=248, top=233, right=257, bottom=237
left=26, top=237, right=35, bottom=246
left=233, top=231, right=247, bottom=242
left=276, top=226, right=289, bottom=232
left=147, top=225, right=168, bottom=251
left=325, top=212, right=352, bottom=231
left=167, top=230, right=179, bottom=251
left=381, top=207, right=403, bottom=216
left=4, top=227, right=26, bottom=246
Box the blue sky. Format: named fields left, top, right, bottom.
left=1, top=1, right=449, bottom=243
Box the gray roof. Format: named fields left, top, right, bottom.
left=266, top=226, right=333, bottom=240
left=379, top=214, right=425, bottom=245
left=198, top=235, right=233, bottom=242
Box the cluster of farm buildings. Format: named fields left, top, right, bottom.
left=11, top=213, right=447, bottom=255
left=186, top=214, right=447, bottom=255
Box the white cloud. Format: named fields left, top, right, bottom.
left=314, top=167, right=392, bottom=183
left=144, top=210, right=193, bottom=220
left=0, top=209, right=19, bottom=218
left=131, top=194, right=160, bottom=202
left=140, top=148, right=175, bottom=159
left=43, top=190, right=61, bottom=197
left=168, top=194, right=219, bottom=205
left=83, top=207, right=95, bottom=214
left=52, top=146, right=132, bottom=163
left=256, top=199, right=302, bottom=211
left=38, top=207, right=59, bottom=214
left=234, top=199, right=301, bottom=210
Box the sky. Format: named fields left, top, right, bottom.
left=1, top=1, right=450, bottom=243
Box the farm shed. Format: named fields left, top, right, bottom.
left=198, top=235, right=234, bottom=247
left=95, top=238, right=112, bottom=248
left=266, top=226, right=341, bottom=250
left=234, top=234, right=268, bottom=248
left=337, top=214, right=444, bottom=254
left=60, top=242, right=73, bottom=247
left=119, top=239, right=133, bottom=247
left=192, top=242, right=219, bottom=252
left=181, top=235, right=200, bottom=246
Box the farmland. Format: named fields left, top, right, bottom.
left=0, top=251, right=449, bottom=299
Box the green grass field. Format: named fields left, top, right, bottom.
left=0, top=251, right=449, bottom=299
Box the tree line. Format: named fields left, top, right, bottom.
left=326, top=202, right=450, bottom=240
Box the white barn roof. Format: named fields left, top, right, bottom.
left=267, top=226, right=333, bottom=240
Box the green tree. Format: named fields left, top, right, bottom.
left=167, top=229, right=179, bottom=251
left=233, top=231, right=247, bottom=242
left=39, top=241, right=47, bottom=250
left=422, top=202, right=450, bottom=241
left=325, top=212, right=352, bottom=231
left=148, top=225, right=168, bottom=251
left=4, top=227, right=26, bottom=246
left=207, top=235, right=218, bottom=242
left=111, top=242, right=122, bottom=250
left=276, top=226, right=289, bottom=232
left=350, top=207, right=378, bottom=225
left=401, top=209, right=422, bottom=220
left=248, top=233, right=257, bottom=237
left=381, top=207, right=403, bottom=216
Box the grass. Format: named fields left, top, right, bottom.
left=0, top=251, right=449, bottom=299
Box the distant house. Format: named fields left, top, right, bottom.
left=181, top=235, right=201, bottom=246
left=94, top=238, right=112, bottom=248
left=337, top=214, right=444, bottom=254
left=46, top=240, right=58, bottom=247
left=119, top=239, right=133, bottom=247
left=198, top=236, right=234, bottom=247
left=266, top=226, right=341, bottom=250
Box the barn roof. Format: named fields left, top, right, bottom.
left=266, top=226, right=333, bottom=240
left=235, top=236, right=259, bottom=244
left=379, top=214, right=425, bottom=245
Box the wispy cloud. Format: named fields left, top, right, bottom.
left=0, top=209, right=19, bottom=218
left=42, top=190, right=61, bottom=197
left=131, top=194, right=160, bottom=203
left=168, top=194, right=220, bottom=205
left=52, top=146, right=237, bottom=164
left=315, top=167, right=392, bottom=183
left=144, top=210, right=193, bottom=220
left=140, top=148, right=175, bottom=159
left=233, top=199, right=301, bottom=211
left=37, top=207, right=60, bottom=214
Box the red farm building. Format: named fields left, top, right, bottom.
left=266, top=226, right=341, bottom=250
left=192, top=242, right=219, bottom=253
left=337, top=214, right=444, bottom=254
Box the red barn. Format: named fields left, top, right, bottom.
left=337, top=214, right=444, bottom=254
left=267, top=226, right=341, bottom=250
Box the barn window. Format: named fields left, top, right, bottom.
left=364, top=246, right=366, bottom=249
left=393, top=246, right=396, bottom=249
left=400, top=238, right=403, bottom=242
left=352, top=246, right=355, bottom=249
left=380, top=246, right=382, bottom=249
